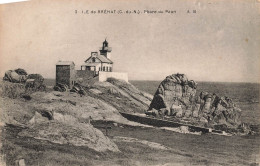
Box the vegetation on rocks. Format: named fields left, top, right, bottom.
left=0, top=81, right=26, bottom=99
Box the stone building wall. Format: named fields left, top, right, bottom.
left=98, top=71, right=128, bottom=82
left=76, top=70, right=95, bottom=84
left=56, top=65, right=76, bottom=88
left=56, top=64, right=128, bottom=87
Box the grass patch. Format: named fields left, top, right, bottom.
left=1, top=81, right=26, bottom=99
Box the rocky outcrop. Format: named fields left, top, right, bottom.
left=0, top=90, right=122, bottom=152
left=148, top=73, right=242, bottom=128
left=149, top=73, right=197, bottom=112
left=3, top=69, right=28, bottom=83
left=195, top=92, right=242, bottom=127
left=1, top=76, right=153, bottom=153
left=1, top=77, right=153, bottom=153
left=2, top=69, right=46, bottom=99
left=91, top=78, right=152, bottom=113
left=19, top=121, right=120, bottom=152
left=25, top=74, right=46, bottom=91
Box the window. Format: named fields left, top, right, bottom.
left=106, top=67, right=108, bottom=71
left=110, top=67, right=112, bottom=72
left=92, top=57, right=96, bottom=62
left=103, top=66, right=105, bottom=71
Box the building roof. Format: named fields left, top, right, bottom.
left=81, top=63, right=100, bottom=67
left=56, top=61, right=75, bottom=66
left=85, top=54, right=113, bottom=64
left=96, top=55, right=113, bottom=63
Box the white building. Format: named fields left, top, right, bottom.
left=78, top=39, right=128, bottom=82
left=81, top=40, right=113, bottom=75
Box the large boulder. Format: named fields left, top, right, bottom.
left=25, top=74, right=46, bottom=91
left=149, top=73, right=197, bottom=111
left=14, top=68, right=28, bottom=75
left=27, top=74, right=44, bottom=83
left=3, top=69, right=46, bottom=92
left=18, top=121, right=120, bottom=152
left=3, top=70, right=27, bottom=83
left=148, top=73, right=242, bottom=128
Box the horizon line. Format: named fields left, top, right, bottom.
left=43, top=78, right=260, bottom=84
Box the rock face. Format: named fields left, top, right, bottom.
left=19, top=121, right=120, bottom=152
left=149, top=73, right=197, bottom=112
left=92, top=78, right=152, bottom=113
left=148, top=73, right=242, bottom=128
left=2, top=69, right=46, bottom=99
left=3, top=69, right=27, bottom=83
left=0, top=78, right=152, bottom=153
left=25, top=74, right=46, bottom=91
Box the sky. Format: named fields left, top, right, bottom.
left=0, top=0, right=259, bottom=82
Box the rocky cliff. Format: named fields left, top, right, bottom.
left=0, top=78, right=152, bottom=154
left=148, top=73, right=242, bottom=129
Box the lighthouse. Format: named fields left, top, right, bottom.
left=99, top=39, right=112, bottom=60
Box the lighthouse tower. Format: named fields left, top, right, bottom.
left=99, top=39, right=112, bottom=60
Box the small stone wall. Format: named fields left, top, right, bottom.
left=98, top=71, right=128, bottom=82
left=76, top=70, right=95, bottom=83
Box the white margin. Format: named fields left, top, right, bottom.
left=0, top=0, right=29, bottom=4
